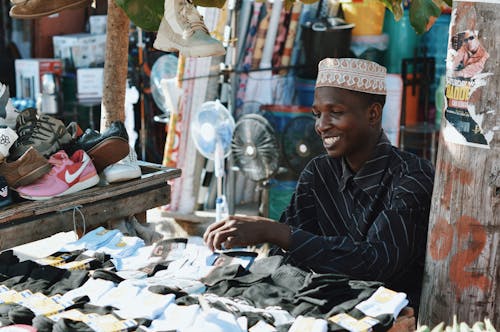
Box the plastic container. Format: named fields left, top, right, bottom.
left=383, top=9, right=421, bottom=73
left=299, top=17, right=354, bottom=79
left=295, top=78, right=316, bottom=107
left=268, top=180, right=297, bottom=221
left=341, top=0, right=386, bottom=36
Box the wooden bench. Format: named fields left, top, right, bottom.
left=0, top=162, right=181, bottom=250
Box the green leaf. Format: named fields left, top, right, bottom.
left=409, top=0, right=441, bottom=34
left=115, top=0, right=163, bottom=31
left=379, top=0, right=403, bottom=21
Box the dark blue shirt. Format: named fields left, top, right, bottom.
left=273, top=132, right=435, bottom=302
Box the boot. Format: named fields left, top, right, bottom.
left=153, top=0, right=225, bottom=58
left=9, top=0, right=91, bottom=19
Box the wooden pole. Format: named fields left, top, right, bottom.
left=100, top=0, right=129, bottom=131
left=419, top=0, right=499, bottom=327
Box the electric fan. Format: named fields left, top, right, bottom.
left=232, top=114, right=280, bottom=182
left=281, top=115, right=324, bottom=175
left=191, top=100, right=235, bottom=222
left=231, top=114, right=280, bottom=217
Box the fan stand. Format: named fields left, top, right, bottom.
left=257, top=180, right=271, bottom=218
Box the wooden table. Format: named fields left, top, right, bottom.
left=0, top=162, right=181, bottom=251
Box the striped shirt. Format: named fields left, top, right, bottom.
left=272, top=132, right=435, bottom=300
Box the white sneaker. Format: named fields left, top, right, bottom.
left=0, top=126, right=18, bottom=160
left=153, top=0, right=225, bottom=58
left=0, top=83, right=19, bottom=129
left=103, top=147, right=142, bottom=183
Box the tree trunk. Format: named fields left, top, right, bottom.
left=419, top=0, right=500, bottom=327
left=100, top=0, right=129, bottom=131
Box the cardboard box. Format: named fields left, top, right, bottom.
left=53, top=33, right=106, bottom=69
left=89, top=15, right=107, bottom=34
left=77, top=68, right=104, bottom=100
left=15, top=59, right=63, bottom=100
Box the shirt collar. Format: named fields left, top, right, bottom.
left=339, top=131, right=392, bottom=192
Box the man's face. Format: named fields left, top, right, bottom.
left=312, top=87, right=375, bottom=168
left=463, top=31, right=479, bottom=52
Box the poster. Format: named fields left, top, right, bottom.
left=443, top=0, right=497, bottom=148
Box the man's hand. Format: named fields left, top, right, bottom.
left=203, top=215, right=291, bottom=252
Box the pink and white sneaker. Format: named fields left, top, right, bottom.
left=17, top=149, right=99, bottom=200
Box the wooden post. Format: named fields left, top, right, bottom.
left=100, top=0, right=129, bottom=131
left=419, top=0, right=499, bottom=327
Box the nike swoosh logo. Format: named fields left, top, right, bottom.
left=65, top=153, right=90, bottom=184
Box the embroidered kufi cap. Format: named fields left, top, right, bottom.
left=316, top=58, right=387, bottom=95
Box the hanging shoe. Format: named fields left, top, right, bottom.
left=153, top=0, right=225, bottom=58
left=9, top=0, right=91, bottom=19
left=103, top=146, right=142, bottom=183
left=16, top=149, right=99, bottom=200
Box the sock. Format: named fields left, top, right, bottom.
left=59, top=227, right=120, bottom=252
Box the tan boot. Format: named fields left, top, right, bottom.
left=9, top=0, right=91, bottom=19
left=153, top=0, right=225, bottom=58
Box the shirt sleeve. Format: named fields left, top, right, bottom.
left=283, top=158, right=435, bottom=283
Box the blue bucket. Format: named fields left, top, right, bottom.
left=295, top=78, right=315, bottom=107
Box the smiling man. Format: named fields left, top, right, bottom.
left=204, top=58, right=435, bottom=308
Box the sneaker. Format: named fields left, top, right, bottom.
left=16, top=150, right=99, bottom=200
left=0, top=83, right=8, bottom=119
left=103, top=147, right=142, bottom=183
left=9, top=108, right=72, bottom=160
left=0, top=146, right=51, bottom=188
left=0, top=176, right=12, bottom=208
left=153, top=0, right=225, bottom=58
left=69, top=121, right=130, bottom=173
left=66, top=121, right=83, bottom=140
left=0, top=83, right=19, bottom=129
left=0, top=126, right=18, bottom=159
left=9, top=0, right=91, bottom=19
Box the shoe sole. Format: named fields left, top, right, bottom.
left=153, top=18, right=226, bottom=58
left=18, top=173, right=100, bottom=200
left=87, top=137, right=130, bottom=173
left=9, top=0, right=91, bottom=18
left=13, top=163, right=52, bottom=188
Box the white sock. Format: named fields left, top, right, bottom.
left=61, top=278, right=116, bottom=303
left=149, top=304, right=201, bottom=331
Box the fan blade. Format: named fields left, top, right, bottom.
left=232, top=114, right=280, bottom=182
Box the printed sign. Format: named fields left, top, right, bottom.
left=443, top=0, right=497, bottom=148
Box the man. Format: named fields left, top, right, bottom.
left=204, top=58, right=435, bottom=307
left=452, top=29, right=489, bottom=78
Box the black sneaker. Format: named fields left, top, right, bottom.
left=9, top=108, right=72, bottom=160
left=67, top=121, right=129, bottom=173
left=0, top=176, right=12, bottom=208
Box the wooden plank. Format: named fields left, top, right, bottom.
left=0, top=167, right=181, bottom=223
left=0, top=184, right=170, bottom=250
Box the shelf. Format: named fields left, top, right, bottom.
left=0, top=163, right=181, bottom=250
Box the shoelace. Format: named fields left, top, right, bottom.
left=179, top=0, right=209, bottom=38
